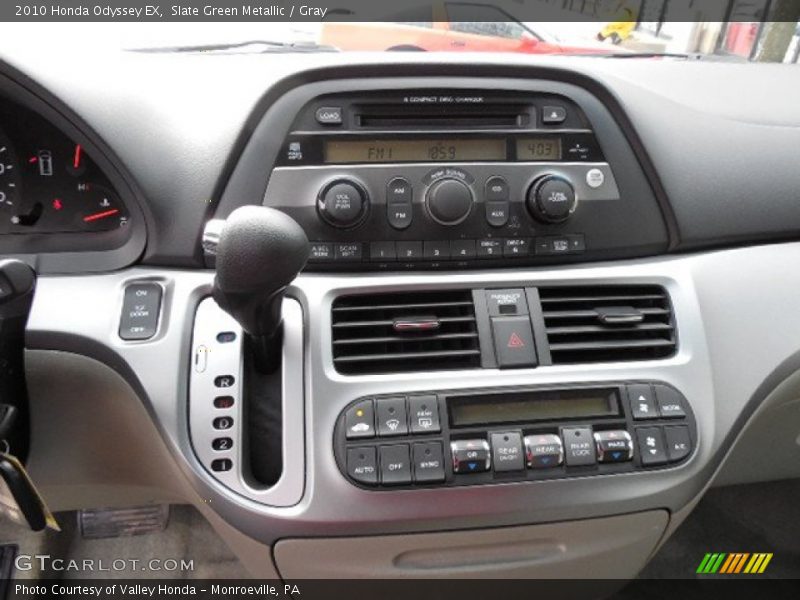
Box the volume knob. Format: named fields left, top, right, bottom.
left=317, top=180, right=368, bottom=228
left=426, top=178, right=473, bottom=226
left=527, top=175, right=577, bottom=224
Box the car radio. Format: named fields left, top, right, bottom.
left=333, top=383, right=696, bottom=489
left=263, top=89, right=669, bottom=270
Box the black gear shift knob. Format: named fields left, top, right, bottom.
left=211, top=206, right=309, bottom=371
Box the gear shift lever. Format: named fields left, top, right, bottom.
left=210, top=206, right=309, bottom=372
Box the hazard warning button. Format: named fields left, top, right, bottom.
left=491, top=316, right=537, bottom=368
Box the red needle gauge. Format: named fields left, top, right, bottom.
left=83, top=208, right=119, bottom=223
left=73, top=144, right=82, bottom=169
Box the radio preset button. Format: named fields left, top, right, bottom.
left=369, top=241, right=397, bottom=262
left=423, top=241, right=450, bottom=261
left=318, top=180, right=368, bottom=228
left=561, top=426, right=597, bottom=466
left=477, top=239, right=503, bottom=258
left=451, top=439, right=491, bottom=474
left=486, top=200, right=510, bottom=227
left=490, top=431, right=525, bottom=472
left=397, top=241, right=423, bottom=261
left=426, top=177, right=473, bottom=225
left=503, top=238, right=530, bottom=257
left=594, top=430, right=634, bottom=463
left=451, top=239, right=477, bottom=259
left=524, top=434, right=564, bottom=468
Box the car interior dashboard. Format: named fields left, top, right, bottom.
left=2, top=45, right=800, bottom=583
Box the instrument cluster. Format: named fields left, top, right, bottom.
left=0, top=97, right=128, bottom=236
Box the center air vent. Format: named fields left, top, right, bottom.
left=539, top=285, right=676, bottom=364
left=332, top=291, right=480, bottom=374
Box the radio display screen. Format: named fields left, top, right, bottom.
left=449, top=388, right=619, bottom=427
left=324, top=138, right=507, bottom=163
left=516, top=137, right=562, bottom=161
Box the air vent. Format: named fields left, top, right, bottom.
left=539, top=285, right=676, bottom=364
left=332, top=291, right=480, bottom=374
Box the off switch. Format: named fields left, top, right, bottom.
left=119, top=283, right=162, bottom=340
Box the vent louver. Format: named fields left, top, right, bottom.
left=332, top=291, right=480, bottom=374
left=539, top=285, right=676, bottom=364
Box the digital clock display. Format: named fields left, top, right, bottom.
left=516, top=137, right=562, bottom=161
left=324, top=139, right=507, bottom=163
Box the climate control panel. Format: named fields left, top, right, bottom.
left=334, top=383, right=697, bottom=489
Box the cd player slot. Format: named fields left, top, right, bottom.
left=356, top=104, right=529, bottom=129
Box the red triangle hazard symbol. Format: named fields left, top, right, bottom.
left=507, top=332, right=525, bottom=349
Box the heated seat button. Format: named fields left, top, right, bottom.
left=524, top=434, right=564, bottom=468
left=376, top=396, right=408, bottom=437
left=561, top=426, right=596, bottom=466
left=664, top=425, right=692, bottom=463
left=345, top=399, right=375, bottom=439
left=379, top=444, right=412, bottom=485
left=490, top=431, right=525, bottom=472
left=491, top=316, right=537, bottom=368
left=347, top=447, right=378, bottom=485
left=593, top=430, right=634, bottom=463
left=628, top=384, right=658, bottom=420
left=450, top=439, right=491, bottom=474
left=654, top=385, right=687, bottom=419
left=412, top=442, right=445, bottom=483
left=408, top=395, right=441, bottom=434
left=636, top=427, right=668, bottom=466
left=119, top=282, right=162, bottom=340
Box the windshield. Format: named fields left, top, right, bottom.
left=3, top=2, right=799, bottom=64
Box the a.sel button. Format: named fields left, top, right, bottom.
left=412, top=442, right=445, bottom=483
left=347, top=447, right=378, bottom=485
left=380, top=444, right=412, bottom=485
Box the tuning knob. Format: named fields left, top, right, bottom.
left=426, top=178, right=473, bottom=225
left=317, top=179, right=368, bottom=228
left=526, top=175, right=577, bottom=224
